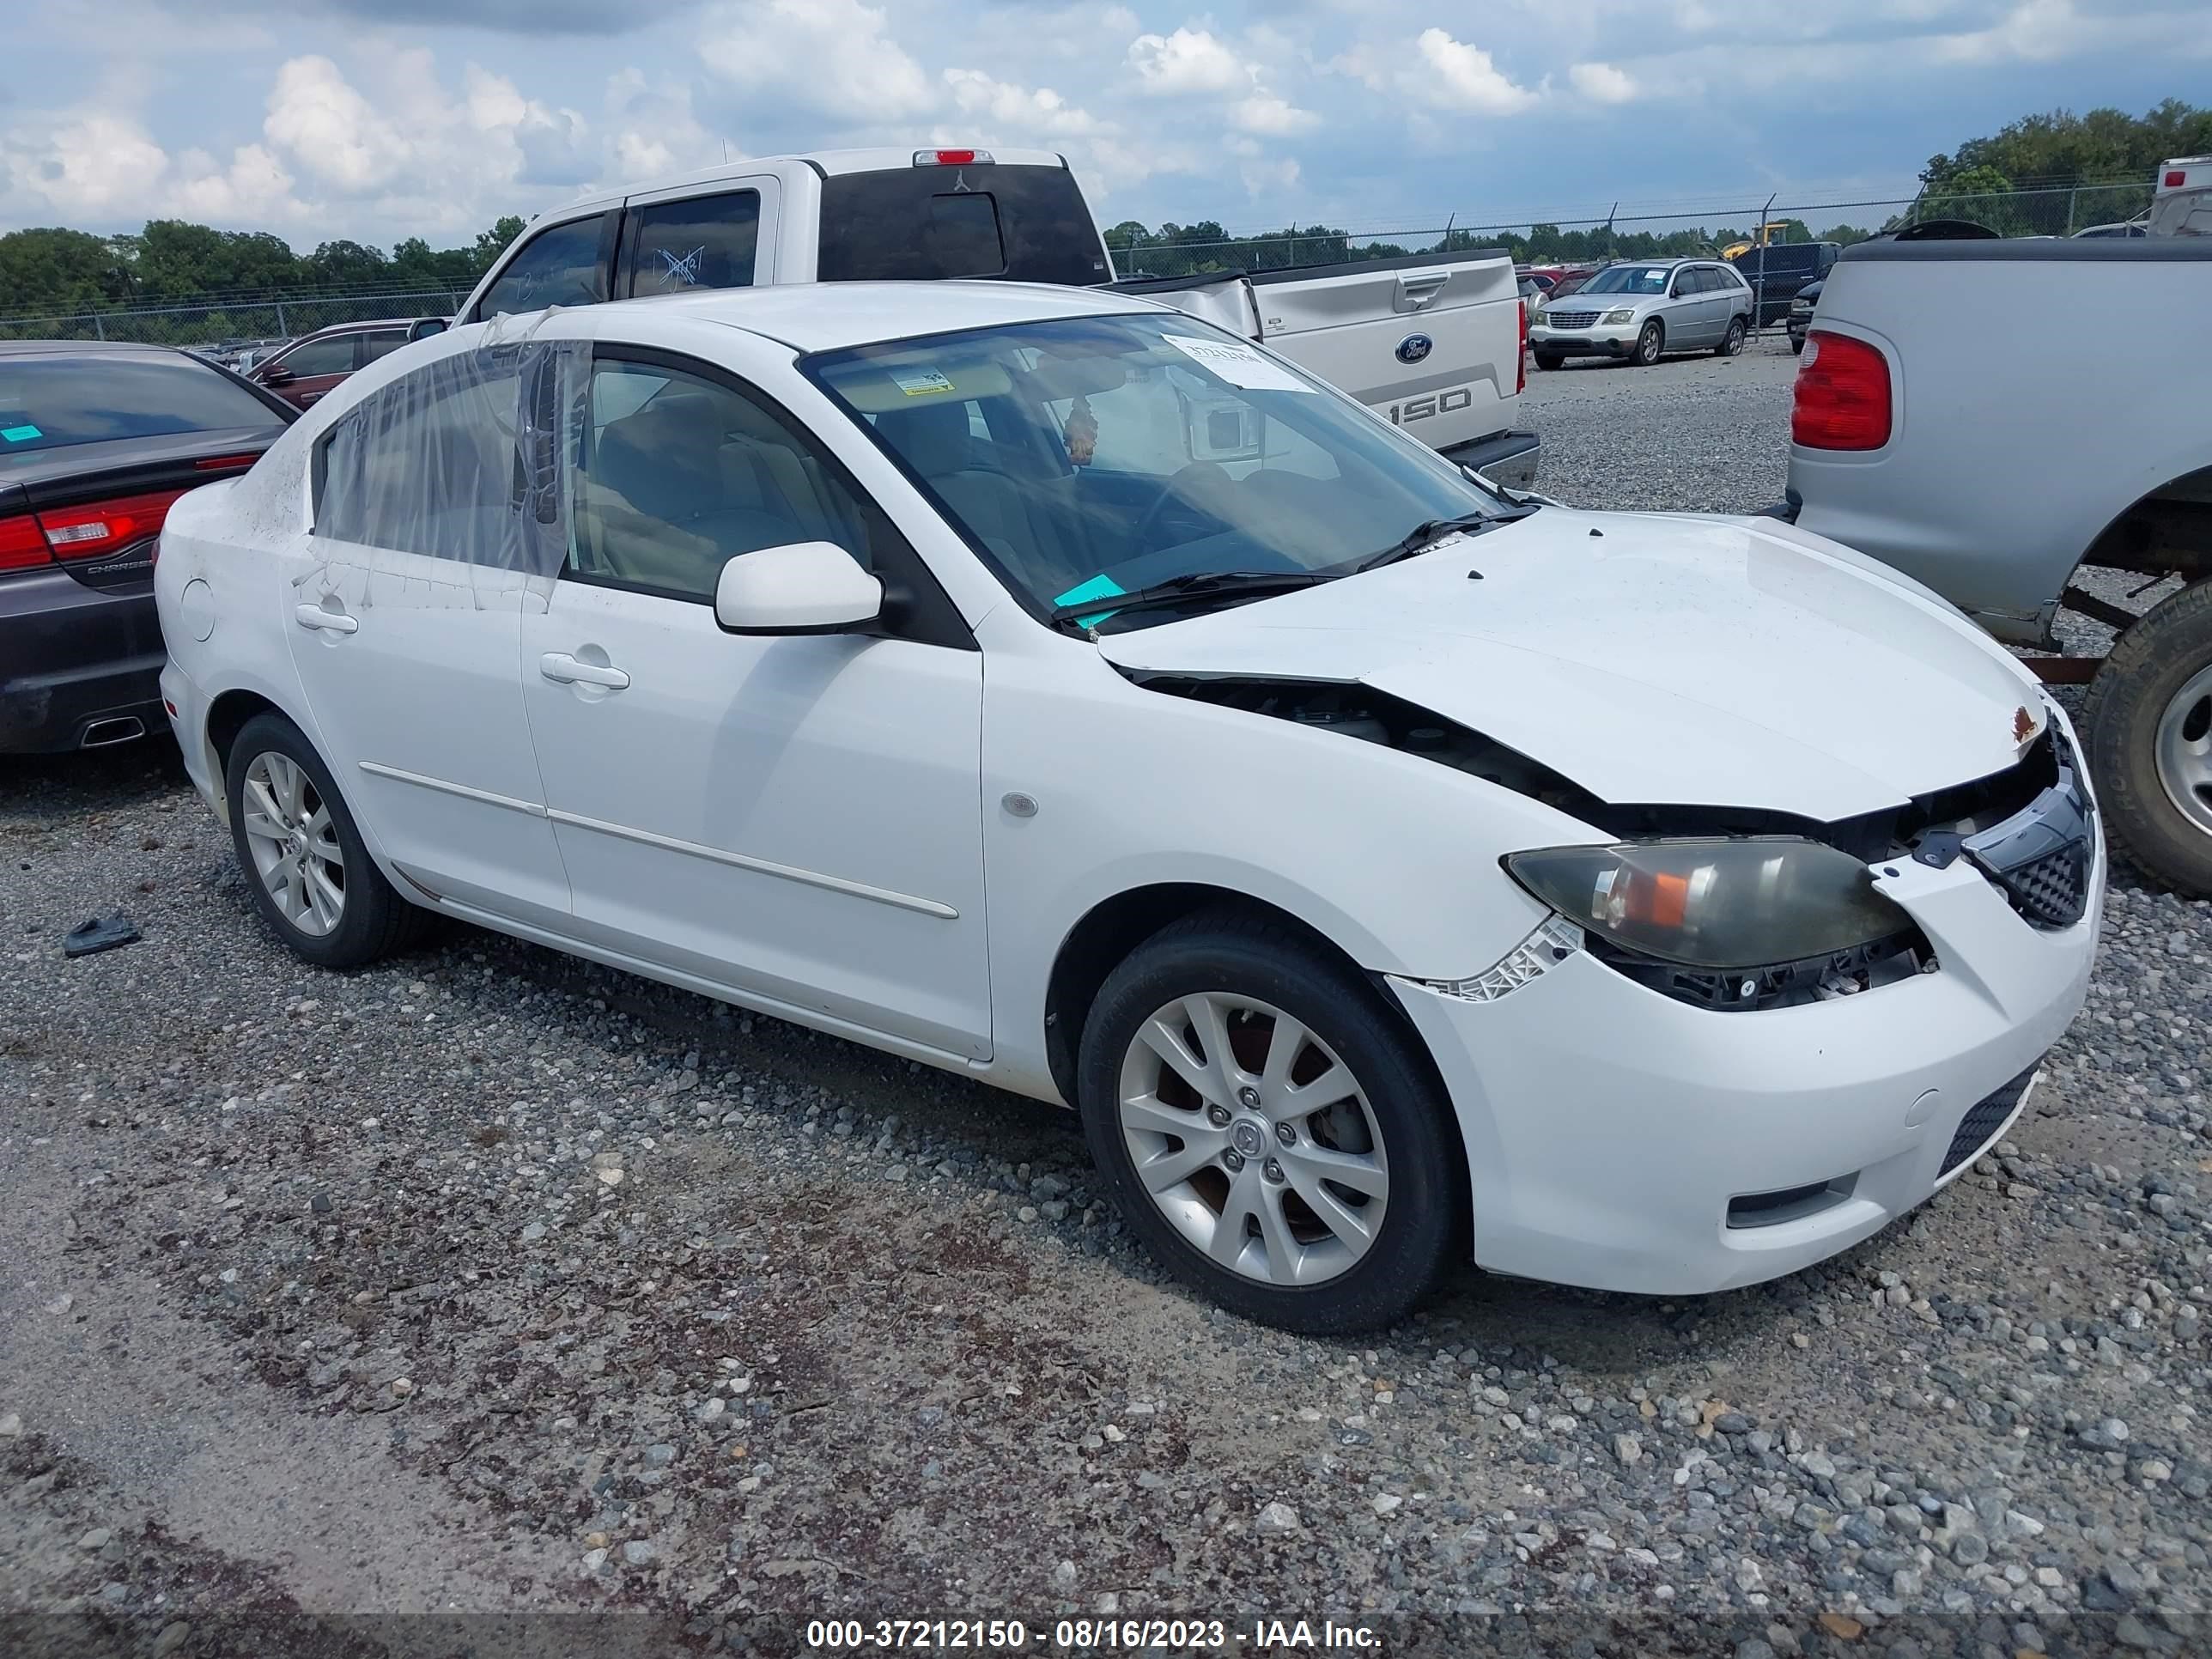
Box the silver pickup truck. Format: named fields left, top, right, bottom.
left=1780, top=236, right=2212, bottom=894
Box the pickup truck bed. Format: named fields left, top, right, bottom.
left=1110, top=251, right=1539, bottom=489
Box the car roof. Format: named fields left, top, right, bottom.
left=287, top=318, right=424, bottom=339
left=0, top=339, right=197, bottom=362
left=589, top=279, right=1160, bottom=354
left=538, top=146, right=1074, bottom=223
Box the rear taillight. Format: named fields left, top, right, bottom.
left=1790, top=331, right=1892, bottom=451
left=0, top=513, right=52, bottom=572
left=193, top=453, right=262, bottom=471
left=2166, top=169, right=2188, bottom=188
left=915, top=149, right=991, bottom=167
left=1516, top=299, right=1528, bottom=395
left=34, top=489, right=191, bottom=562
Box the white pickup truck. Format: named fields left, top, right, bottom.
left=458, top=146, right=1538, bottom=488
left=1780, top=234, right=2212, bottom=893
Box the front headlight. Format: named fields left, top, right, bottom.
left=1601, top=308, right=1637, bottom=325
left=1502, top=837, right=1911, bottom=970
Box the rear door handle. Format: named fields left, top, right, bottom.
left=539, top=652, right=629, bottom=690
left=295, top=604, right=357, bottom=634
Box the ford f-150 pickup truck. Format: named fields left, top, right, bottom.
left=1780, top=235, right=2212, bottom=894
left=456, top=147, right=1538, bottom=489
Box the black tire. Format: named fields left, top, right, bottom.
left=1076, top=908, right=1466, bottom=1334
left=223, top=712, right=428, bottom=968
left=1533, top=350, right=1566, bottom=372
left=1790, top=335, right=1806, bottom=356
left=1632, top=320, right=1664, bottom=366
left=2081, top=580, right=2212, bottom=895
left=1716, top=316, right=1747, bottom=357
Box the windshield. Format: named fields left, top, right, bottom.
left=806, top=313, right=1508, bottom=628
left=0, top=354, right=281, bottom=457
left=1578, top=264, right=1674, bottom=295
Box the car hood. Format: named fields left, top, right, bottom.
left=1092, top=509, right=2048, bottom=825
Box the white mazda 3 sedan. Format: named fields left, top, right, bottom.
left=156, top=282, right=2102, bottom=1333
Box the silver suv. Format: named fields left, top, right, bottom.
left=1530, top=258, right=1754, bottom=368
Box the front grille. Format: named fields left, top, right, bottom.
left=1939, top=1066, right=2038, bottom=1176
left=1990, top=839, right=2090, bottom=929
left=1546, top=310, right=1601, bottom=329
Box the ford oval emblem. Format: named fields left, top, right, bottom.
left=1396, top=332, right=1434, bottom=365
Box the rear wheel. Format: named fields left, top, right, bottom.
left=1533, top=350, right=1566, bottom=372
left=224, top=712, right=428, bottom=968
left=1076, top=908, right=1465, bottom=1334
left=2082, top=580, right=2212, bottom=895
left=1632, top=321, right=1665, bottom=366
left=1716, top=316, right=1748, bottom=356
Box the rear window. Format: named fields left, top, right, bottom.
left=817, top=163, right=1109, bottom=286
left=0, top=356, right=280, bottom=455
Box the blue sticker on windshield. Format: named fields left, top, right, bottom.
left=1053, top=573, right=1127, bottom=627
left=1, top=424, right=41, bottom=442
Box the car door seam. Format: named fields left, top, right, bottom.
left=543, top=805, right=960, bottom=920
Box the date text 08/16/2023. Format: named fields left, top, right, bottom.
left=803, top=1617, right=1382, bottom=1651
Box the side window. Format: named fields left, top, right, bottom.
left=359, top=330, right=410, bottom=364
left=315, top=348, right=531, bottom=562
left=276, top=335, right=358, bottom=376
left=474, top=216, right=609, bottom=319
left=1669, top=269, right=1695, bottom=296
left=568, top=356, right=881, bottom=603
left=624, top=191, right=761, bottom=298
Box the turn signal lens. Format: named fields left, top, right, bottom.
left=1503, top=837, right=1911, bottom=970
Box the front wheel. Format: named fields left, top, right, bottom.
left=1632, top=321, right=1664, bottom=366
left=2082, top=580, right=2212, bottom=895
left=1716, top=317, right=1747, bottom=356
left=224, top=712, right=428, bottom=968
left=1790, top=335, right=1806, bottom=356
left=1077, top=908, right=1466, bottom=1334
left=1533, top=350, right=1566, bottom=372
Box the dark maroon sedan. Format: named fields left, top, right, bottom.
left=1, top=342, right=293, bottom=754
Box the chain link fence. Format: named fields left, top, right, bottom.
left=1, top=180, right=2157, bottom=348
left=0, top=289, right=468, bottom=349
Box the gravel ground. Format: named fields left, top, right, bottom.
left=3, top=338, right=2209, bottom=1658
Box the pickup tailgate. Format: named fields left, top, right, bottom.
left=1248, top=252, right=1523, bottom=456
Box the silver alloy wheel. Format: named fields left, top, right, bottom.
left=1116, top=992, right=1389, bottom=1286
left=240, top=750, right=346, bottom=938
left=2155, top=661, right=2212, bottom=837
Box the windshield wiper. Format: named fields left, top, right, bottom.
left=1048, top=569, right=1330, bottom=630
left=1354, top=507, right=1534, bottom=573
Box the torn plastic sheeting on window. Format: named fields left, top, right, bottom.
left=304, top=331, right=587, bottom=613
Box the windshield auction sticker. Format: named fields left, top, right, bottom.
left=1160, top=333, right=1312, bottom=393
left=890, top=368, right=957, bottom=398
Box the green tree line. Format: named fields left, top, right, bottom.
left=0, top=216, right=528, bottom=320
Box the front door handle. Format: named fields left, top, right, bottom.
left=539, top=652, right=629, bottom=690
left=295, top=604, right=357, bottom=634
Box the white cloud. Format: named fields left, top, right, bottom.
left=2, top=113, right=170, bottom=214
left=942, top=69, right=1107, bottom=137
left=1568, top=61, right=1639, bottom=103
left=172, top=143, right=297, bottom=221
left=1413, top=28, right=1540, bottom=115
left=1127, top=26, right=1252, bottom=94
left=604, top=68, right=719, bottom=181
left=1238, top=155, right=1300, bottom=198
left=698, top=0, right=936, bottom=120
left=263, top=55, right=411, bottom=192
left=1232, top=93, right=1319, bottom=136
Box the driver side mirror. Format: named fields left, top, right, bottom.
left=714, top=542, right=883, bottom=636
left=259, top=364, right=293, bottom=386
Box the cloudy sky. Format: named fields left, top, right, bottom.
left=3, top=0, right=2205, bottom=249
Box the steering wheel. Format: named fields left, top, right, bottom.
left=1131, top=461, right=1232, bottom=552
